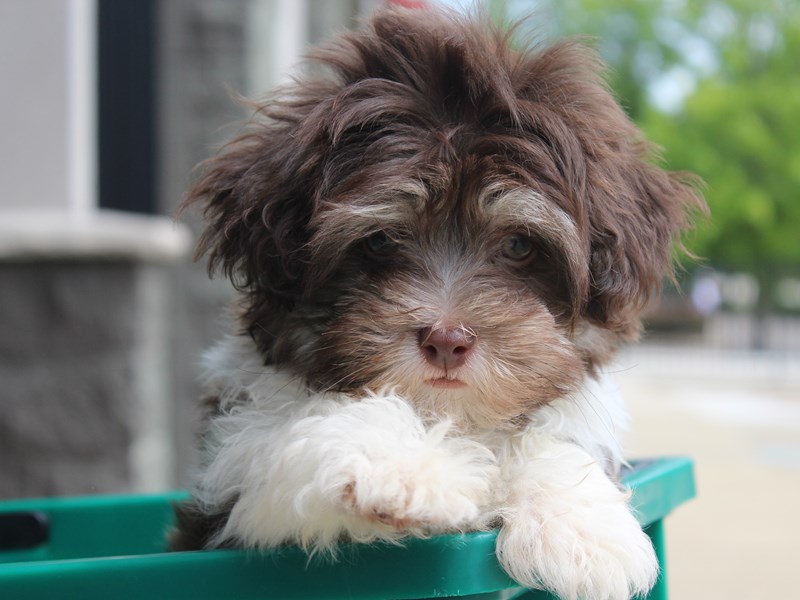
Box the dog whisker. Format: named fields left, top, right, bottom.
left=234, top=367, right=280, bottom=376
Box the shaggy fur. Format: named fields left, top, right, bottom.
left=173, top=7, right=704, bottom=600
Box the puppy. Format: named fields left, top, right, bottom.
left=172, top=7, right=704, bottom=600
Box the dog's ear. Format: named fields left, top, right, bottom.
left=505, top=41, right=705, bottom=337
left=583, top=146, right=704, bottom=336
left=180, top=100, right=327, bottom=311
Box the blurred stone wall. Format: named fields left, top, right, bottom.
left=0, top=0, right=381, bottom=500
left=0, top=261, right=175, bottom=497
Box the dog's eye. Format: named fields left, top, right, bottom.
left=501, top=234, right=537, bottom=263
left=363, top=231, right=398, bottom=259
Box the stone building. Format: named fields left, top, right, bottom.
left=0, top=0, right=379, bottom=499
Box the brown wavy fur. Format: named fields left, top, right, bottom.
left=174, top=4, right=705, bottom=552
left=183, top=8, right=702, bottom=355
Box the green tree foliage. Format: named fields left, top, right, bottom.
left=640, top=3, right=800, bottom=276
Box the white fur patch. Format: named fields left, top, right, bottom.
left=199, top=384, right=498, bottom=551
left=494, top=433, right=657, bottom=600
left=193, top=335, right=657, bottom=597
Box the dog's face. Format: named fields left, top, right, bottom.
left=184, top=8, right=703, bottom=429
left=303, top=178, right=588, bottom=428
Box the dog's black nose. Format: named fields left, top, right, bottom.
left=418, top=327, right=476, bottom=370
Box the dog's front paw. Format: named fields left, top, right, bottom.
left=339, top=436, right=496, bottom=532
left=497, top=500, right=658, bottom=600
left=342, top=471, right=476, bottom=531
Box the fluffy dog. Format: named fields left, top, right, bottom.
left=172, top=7, right=703, bottom=600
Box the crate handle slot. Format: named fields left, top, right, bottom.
left=0, top=512, right=50, bottom=551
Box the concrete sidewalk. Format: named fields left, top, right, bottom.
left=612, top=345, right=800, bottom=599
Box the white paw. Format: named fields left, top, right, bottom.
left=497, top=500, right=658, bottom=600
left=338, top=432, right=497, bottom=532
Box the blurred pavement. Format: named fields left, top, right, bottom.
left=612, top=344, right=800, bottom=600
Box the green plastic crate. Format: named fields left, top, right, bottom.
left=0, top=457, right=694, bottom=600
